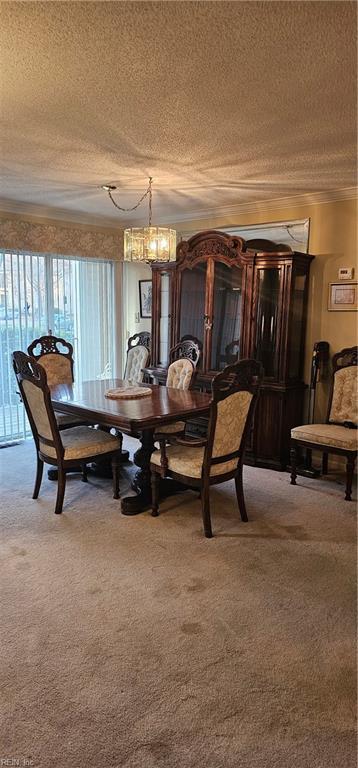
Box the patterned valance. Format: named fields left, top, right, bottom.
left=0, top=216, right=123, bottom=261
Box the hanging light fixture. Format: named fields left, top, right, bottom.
left=101, top=177, right=176, bottom=262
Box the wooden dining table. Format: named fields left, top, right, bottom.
left=51, top=378, right=212, bottom=514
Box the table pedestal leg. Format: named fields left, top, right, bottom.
left=121, top=429, right=186, bottom=516
left=121, top=429, right=155, bottom=515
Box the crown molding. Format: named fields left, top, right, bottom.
left=0, top=198, right=121, bottom=230
left=0, top=187, right=356, bottom=229
left=162, top=187, right=358, bottom=226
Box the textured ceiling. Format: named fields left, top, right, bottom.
left=0, top=1, right=357, bottom=226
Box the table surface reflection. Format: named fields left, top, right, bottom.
left=51, top=378, right=211, bottom=432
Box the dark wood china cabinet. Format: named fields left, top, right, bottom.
left=149, top=230, right=314, bottom=469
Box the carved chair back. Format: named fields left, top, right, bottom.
left=13, top=351, right=63, bottom=460
left=203, top=359, right=263, bottom=476
left=27, top=335, right=74, bottom=387
left=169, top=338, right=201, bottom=369
left=166, top=358, right=195, bottom=390
left=327, top=346, right=358, bottom=426
left=127, top=331, right=151, bottom=353
left=124, top=332, right=151, bottom=381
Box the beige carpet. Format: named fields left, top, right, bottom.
left=0, top=437, right=356, bottom=768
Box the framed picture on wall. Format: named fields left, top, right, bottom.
left=328, top=282, right=358, bottom=311
left=139, top=280, right=152, bottom=318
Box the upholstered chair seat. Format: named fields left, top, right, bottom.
left=151, top=359, right=263, bottom=538
left=151, top=444, right=241, bottom=478
left=55, top=412, right=85, bottom=428
left=290, top=346, right=358, bottom=501
left=39, top=425, right=121, bottom=461
left=13, top=352, right=121, bottom=514
left=291, top=423, right=358, bottom=451
left=154, top=420, right=186, bottom=435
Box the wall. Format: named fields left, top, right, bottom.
left=171, top=196, right=358, bottom=421
left=122, top=262, right=152, bottom=369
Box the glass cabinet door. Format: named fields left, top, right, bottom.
left=179, top=263, right=207, bottom=346
left=158, top=271, right=171, bottom=366
left=288, top=268, right=307, bottom=379
left=210, top=263, right=243, bottom=370
left=254, top=267, right=282, bottom=379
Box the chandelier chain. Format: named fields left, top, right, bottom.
left=107, top=177, right=153, bottom=224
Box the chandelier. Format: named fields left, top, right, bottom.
left=101, top=177, right=176, bottom=262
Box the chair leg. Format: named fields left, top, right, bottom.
left=322, top=452, right=329, bottom=475
left=81, top=462, right=88, bottom=483
left=235, top=465, right=248, bottom=522
left=112, top=429, right=123, bottom=452
left=111, top=454, right=120, bottom=500
left=151, top=471, right=160, bottom=517
left=345, top=455, right=355, bottom=501
left=55, top=465, right=66, bottom=514
left=118, top=431, right=123, bottom=453
left=290, top=446, right=298, bottom=485
left=200, top=482, right=213, bottom=538
left=32, top=456, right=44, bottom=499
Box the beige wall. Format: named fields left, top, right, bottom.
left=171, top=196, right=358, bottom=421
left=123, top=261, right=152, bottom=338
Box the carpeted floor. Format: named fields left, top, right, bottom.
left=0, top=437, right=356, bottom=768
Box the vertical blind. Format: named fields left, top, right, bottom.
left=0, top=251, right=114, bottom=444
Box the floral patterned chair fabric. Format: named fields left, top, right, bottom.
left=290, top=346, right=358, bottom=501
left=154, top=358, right=195, bottom=438
left=13, top=351, right=121, bottom=514
left=31, top=351, right=73, bottom=386
left=150, top=359, right=263, bottom=538
left=329, top=365, right=357, bottom=424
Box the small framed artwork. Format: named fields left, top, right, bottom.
left=328, top=282, right=358, bottom=311
left=139, top=280, right=152, bottom=318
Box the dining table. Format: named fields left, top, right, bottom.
left=50, top=378, right=212, bottom=514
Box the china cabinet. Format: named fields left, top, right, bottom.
left=149, top=230, right=314, bottom=469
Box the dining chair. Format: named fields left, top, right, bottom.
left=13, top=351, right=121, bottom=514
left=290, top=346, right=358, bottom=500
left=154, top=355, right=196, bottom=441
left=124, top=331, right=151, bottom=382
left=169, top=338, right=201, bottom=369
left=150, top=358, right=263, bottom=537
left=27, top=334, right=86, bottom=429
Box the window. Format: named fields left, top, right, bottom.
left=0, top=251, right=114, bottom=444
